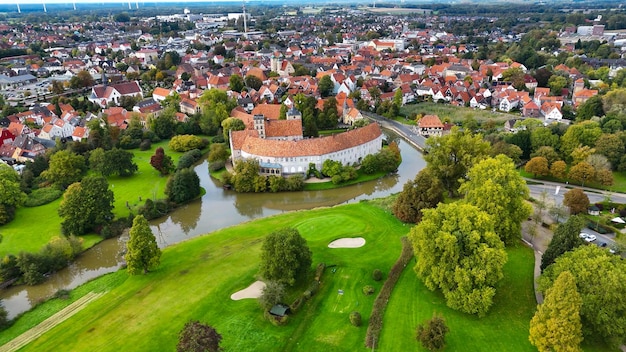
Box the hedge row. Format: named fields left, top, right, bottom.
left=291, top=263, right=325, bottom=313
left=365, top=237, right=413, bottom=349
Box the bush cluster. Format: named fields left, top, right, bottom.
left=208, top=160, right=225, bottom=172
left=365, top=237, right=414, bottom=349
left=1, top=236, right=83, bottom=285
left=139, top=198, right=172, bottom=220
left=177, top=149, right=203, bottom=170
left=169, top=135, right=209, bottom=152
left=23, top=187, right=63, bottom=207
left=362, top=285, right=375, bottom=295
left=322, top=159, right=357, bottom=185
left=372, top=269, right=383, bottom=281
left=100, top=215, right=134, bottom=239
left=290, top=264, right=326, bottom=313
left=360, top=148, right=401, bottom=175
left=350, top=311, right=362, bottom=327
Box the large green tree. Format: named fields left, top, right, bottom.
left=150, top=107, right=178, bottom=139
left=530, top=271, right=583, bottom=352
left=90, top=148, right=137, bottom=177
left=318, top=75, right=334, bottom=97
left=539, top=246, right=626, bottom=346
left=259, top=228, right=312, bottom=286
left=392, top=167, right=443, bottom=223
left=410, top=202, right=507, bottom=316
left=540, top=215, right=585, bottom=270
left=560, top=121, right=602, bottom=161
left=595, top=133, right=624, bottom=169
left=576, top=95, right=604, bottom=121
left=42, top=150, right=86, bottom=189
left=221, top=117, right=246, bottom=142
left=125, top=215, right=161, bottom=275
left=0, top=164, right=27, bottom=225
left=424, top=128, right=490, bottom=197
left=166, top=168, right=201, bottom=204
left=58, top=175, right=114, bottom=236
left=229, top=74, right=244, bottom=92
left=459, top=155, right=531, bottom=245
left=198, top=88, right=236, bottom=135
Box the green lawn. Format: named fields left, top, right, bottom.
left=400, top=102, right=516, bottom=124
left=0, top=141, right=195, bottom=258
left=379, top=245, right=536, bottom=351
left=378, top=245, right=614, bottom=352
left=8, top=202, right=409, bottom=352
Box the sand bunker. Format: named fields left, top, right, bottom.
left=328, top=237, right=366, bottom=248
left=230, top=281, right=266, bottom=300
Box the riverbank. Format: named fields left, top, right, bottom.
left=0, top=202, right=408, bottom=351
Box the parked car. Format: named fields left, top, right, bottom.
left=579, top=233, right=597, bottom=242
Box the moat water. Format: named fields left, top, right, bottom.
left=1, top=137, right=426, bottom=319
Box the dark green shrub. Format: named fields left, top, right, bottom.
left=177, top=149, right=203, bottom=170
left=417, top=315, right=449, bottom=351
left=208, top=160, right=225, bottom=172
left=373, top=269, right=383, bottom=281
left=139, top=139, right=152, bottom=151
left=139, top=198, right=172, bottom=220
left=350, top=311, right=362, bottom=327
left=363, top=285, right=375, bottom=295
left=54, top=289, right=70, bottom=300
left=315, top=263, right=326, bottom=281
left=24, top=187, right=63, bottom=207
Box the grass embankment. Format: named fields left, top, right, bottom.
left=378, top=245, right=614, bottom=352
left=518, top=168, right=626, bottom=193
left=0, top=141, right=189, bottom=257
left=400, top=102, right=515, bottom=124
left=379, top=245, right=536, bottom=351
left=7, top=203, right=409, bottom=351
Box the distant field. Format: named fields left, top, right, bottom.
left=360, top=6, right=433, bottom=15
left=400, top=102, right=517, bottom=124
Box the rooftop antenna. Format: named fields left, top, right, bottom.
left=16, top=3, right=21, bottom=13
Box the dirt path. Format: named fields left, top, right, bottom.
left=0, top=291, right=105, bottom=352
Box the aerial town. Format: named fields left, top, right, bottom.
left=1, top=1, right=626, bottom=351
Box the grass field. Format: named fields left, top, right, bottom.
left=379, top=245, right=536, bottom=351
left=400, top=102, right=517, bottom=124
left=0, top=141, right=194, bottom=258
left=6, top=202, right=409, bottom=351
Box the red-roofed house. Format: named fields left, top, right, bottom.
left=89, top=81, right=143, bottom=108
left=418, top=115, right=445, bottom=137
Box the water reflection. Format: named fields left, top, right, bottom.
left=1, top=139, right=425, bottom=319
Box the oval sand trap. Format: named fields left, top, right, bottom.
left=230, top=281, right=266, bottom=300
left=328, top=237, right=366, bottom=248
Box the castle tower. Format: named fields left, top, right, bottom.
left=253, top=114, right=266, bottom=139
left=286, top=107, right=301, bottom=120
